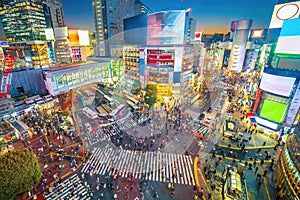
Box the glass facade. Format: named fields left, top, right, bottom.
left=275, top=133, right=300, bottom=199
left=0, top=0, right=47, bottom=42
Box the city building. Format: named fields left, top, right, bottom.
left=44, top=0, right=65, bottom=28
left=92, top=0, right=136, bottom=57
left=53, top=27, right=71, bottom=64
left=68, top=29, right=92, bottom=62
left=134, top=0, right=151, bottom=15
left=124, top=14, right=148, bottom=46
left=228, top=19, right=253, bottom=73
left=252, top=18, right=300, bottom=140
left=0, top=0, right=51, bottom=68
left=275, top=133, right=300, bottom=199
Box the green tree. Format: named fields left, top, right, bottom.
left=0, top=149, right=41, bottom=200
left=144, top=84, right=157, bottom=107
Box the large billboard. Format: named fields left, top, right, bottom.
left=285, top=83, right=300, bottom=125
left=251, top=29, right=264, bottom=38
left=269, top=1, right=300, bottom=29
left=68, top=29, right=79, bottom=46
left=260, top=99, right=288, bottom=123
left=78, top=30, right=90, bottom=46
left=147, top=10, right=185, bottom=45
left=45, top=28, right=55, bottom=41
left=259, top=72, right=296, bottom=97
left=275, top=18, right=300, bottom=55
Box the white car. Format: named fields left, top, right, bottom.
left=85, top=122, right=92, bottom=133
left=204, top=117, right=213, bottom=124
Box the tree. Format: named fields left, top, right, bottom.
left=144, top=84, right=157, bottom=107
left=0, top=149, right=41, bottom=200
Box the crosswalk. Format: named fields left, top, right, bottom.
left=45, top=174, right=90, bottom=200
left=191, top=123, right=210, bottom=136
left=85, top=114, right=151, bottom=147
left=81, top=148, right=195, bottom=186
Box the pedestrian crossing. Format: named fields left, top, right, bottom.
left=191, top=123, right=210, bottom=137
left=85, top=114, right=151, bottom=147
left=81, top=148, right=196, bottom=186
left=45, top=174, right=90, bottom=200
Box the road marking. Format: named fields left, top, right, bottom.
left=259, top=165, right=271, bottom=200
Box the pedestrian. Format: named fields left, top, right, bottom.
left=255, top=166, right=259, bottom=174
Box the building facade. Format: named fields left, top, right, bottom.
left=92, top=0, right=135, bottom=57
left=134, top=0, right=151, bottom=15
left=275, top=133, right=300, bottom=200
left=44, top=0, right=65, bottom=28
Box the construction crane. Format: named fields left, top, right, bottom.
left=0, top=47, right=24, bottom=98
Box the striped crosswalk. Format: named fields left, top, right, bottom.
left=85, top=114, right=151, bottom=147
left=81, top=148, right=195, bottom=186
left=191, top=123, right=210, bottom=136
left=45, top=174, right=90, bottom=200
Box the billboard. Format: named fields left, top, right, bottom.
left=45, top=28, right=55, bottom=40
left=68, top=29, right=79, bottom=46
left=147, top=10, right=185, bottom=45
left=255, top=116, right=279, bottom=130
left=259, top=99, right=288, bottom=123
left=251, top=29, right=264, bottom=38
left=269, top=1, right=300, bottom=28
left=285, top=83, right=300, bottom=125
left=78, top=30, right=90, bottom=46
left=54, top=27, right=68, bottom=39
left=194, top=31, right=203, bottom=41
left=275, top=18, right=300, bottom=54
left=259, top=72, right=296, bottom=97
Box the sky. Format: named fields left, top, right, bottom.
left=62, top=0, right=279, bottom=34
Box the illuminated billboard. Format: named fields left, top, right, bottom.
left=78, top=30, right=90, bottom=46
left=147, top=10, right=185, bottom=45
left=45, top=28, right=55, bottom=40
left=251, top=29, right=264, bottom=38
left=194, top=32, right=203, bottom=41
left=259, top=73, right=296, bottom=97
left=54, top=27, right=68, bottom=39
left=260, top=100, right=287, bottom=123
left=275, top=18, right=300, bottom=54
left=69, top=29, right=79, bottom=46
left=255, top=116, right=279, bottom=130
left=269, top=1, right=300, bottom=28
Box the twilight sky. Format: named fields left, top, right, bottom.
left=63, top=0, right=279, bottom=34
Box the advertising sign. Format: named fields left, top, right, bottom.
left=68, top=29, right=79, bottom=46
left=269, top=1, right=300, bottom=28
left=45, top=28, right=55, bottom=40
left=194, top=31, right=203, bottom=41
left=259, top=72, right=296, bottom=97
left=147, top=10, right=185, bottom=45
left=251, top=29, right=264, bottom=38
left=285, top=83, right=300, bottom=125
left=78, top=30, right=90, bottom=46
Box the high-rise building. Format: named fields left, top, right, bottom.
left=228, top=19, right=252, bottom=73
left=44, top=0, right=65, bottom=28
left=0, top=0, right=47, bottom=42
left=92, top=0, right=136, bottom=57
left=134, top=0, right=151, bottom=15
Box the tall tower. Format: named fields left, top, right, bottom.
left=44, top=0, right=65, bottom=28
left=0, top=0, right=47, bottom=42
left=134, top=0, right=152, bottom=15
left=228, top=19, right=252, bottom=73
left=93, top=0, right=135, bottom=57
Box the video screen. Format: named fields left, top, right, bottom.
left=147, top=11, right=185, bottom=45
left=259, top=72, right=296, bottom=97
left=260, top=99, right=287, bottom=123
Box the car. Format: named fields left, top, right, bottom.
left=198, top=113, right=206, bottom=121
left=204, top=117, right=213, bottom=124
left=206, top=107, right=212, bottom=113
left=85, top=122, right=92, bottom=133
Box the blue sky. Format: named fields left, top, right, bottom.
left=63, top=0, right=278, bottom=33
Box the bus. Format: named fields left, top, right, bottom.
left=102, top=104, right=112, bottom=113
left=82, top=107, right=98, bottom=119
left=127, top=96, right=140, bottom=106
left=110, top=104, right=125, bottom=120
left=103, top=95, right=114, bottom=107
left=96, top=106, right=108, bottom=117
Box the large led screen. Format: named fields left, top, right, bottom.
left=147, top=11, right=185, bottom=45
left=259, top=73, right=296, bottom=97
left=260, top=100, right=287, bottom=123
